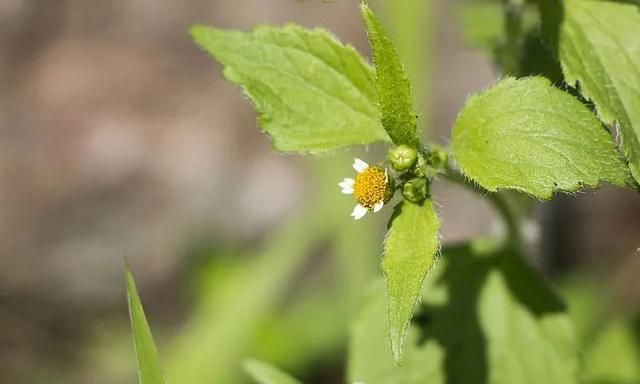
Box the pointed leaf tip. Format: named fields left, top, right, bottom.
left=360, top=2, right=420, bottom=148
left=382, top=200, right=440, bottom=363
left=244, top=359, right=302, bottom=384
left=126, top=267, right=166, bottom=384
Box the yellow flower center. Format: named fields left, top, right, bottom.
left=353, top=166, right=386, bottom=208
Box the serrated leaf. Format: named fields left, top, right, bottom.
left=382, top=200, right=439, bottom=363
left=361, top=3, right=420, bottom=148
left=349, top=242, right=578, bottom=384
left=452, top=76, right=630, bottom=199
left=191, top=24, right=389, bottom=154
left=126, top=268, right=166, bottom=384
left=245, top=359, right=302, bottom=384
left=541, top=0, right=640, bottom=185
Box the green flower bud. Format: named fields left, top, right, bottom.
left=402, top=177, right=429, bottom=204
left=428, top=145, right=448, bottom=170
left=384, top=177, right=396, bottom=203
left=413, top=154, right=428, bottom=178
left=388, top=144, right=418, bottom=171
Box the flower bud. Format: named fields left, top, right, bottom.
left=384, top=177, right=396, bottom=203
left=402, top=177, right=429, bottom=204
left=428, top=145, right=448, bottom=170
left=388, top=145, right=418, bottom=171
left=413, top=154, right=428, bottom=178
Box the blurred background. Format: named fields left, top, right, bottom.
left=0, top=0, right=638, bottom=383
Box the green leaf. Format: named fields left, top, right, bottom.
left=126, top=268, right=166, bottom=384
left=381, top=200, right=440, bottom=363
left=349, top=242, right=578, bottom=384
left=477, top=249, right=577, bottom=383
left=347, top=280, right=445, bottom=384
left=190, top=24, right=389, bottom=154
left=451, top=76, right=630, bottom=199
left=582, top=319, right=640, bottom=384
left=541, top=0, right=640, bottom=185
left=379, top=0, right=436, bottom=134
left=361, top=3, right=420, bottom=148
left=245, top=359, right=302, bottom=384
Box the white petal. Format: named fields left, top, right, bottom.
left=373, top=201, right=384, bottom=213
left=384, top=169, right=388, bottom=182
left=338, top=178, right=354, bottom=189
left=353, top=158, right=369, bottom=173
left=339, top=178, right=354, bottom=194
left=350, top=204, right=368, bottom=220
left=341, top=186, right=354, bottom=194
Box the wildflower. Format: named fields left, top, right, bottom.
left=339, top=158, right=388, bottom=220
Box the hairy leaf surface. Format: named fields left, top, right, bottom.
left=382, top=200, right=439, bottom=363
left=452, top=77, right=629, bottom=199
left=191, top=24, right=389, bottom=153
left=349, top=242, right=578, bottom=383
left=541, top=0, right=640, bottom=184
left=361, top=4, right=420, bottom=147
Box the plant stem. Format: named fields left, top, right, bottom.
left=500, top=0, right=525, bottom=75
left=441, top=163, right=522, bottom=249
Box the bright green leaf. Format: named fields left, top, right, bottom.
left=361, top=3, right=420, bottom=148
left=452, top=76, right=630, bottom=199
left=126, top=268, right=166, bottom=384
left=245, top=359, right=302, bottom=384
left=190, top=24, right=389, bottom=154
left=582, top=319, right=640, bottom=384
left=379, top=0, right=436, bottom=135
left=478, top=249, right=577, bottom=383
left=381, top=200, right=440, bottom=363
left=350, top=242, right=578, bottom=383
left=347, top=281, right=445, bottom=384
left=541, top=0, right=640, bottom=184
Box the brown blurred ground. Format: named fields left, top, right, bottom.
left=0, top=1, right=638, bottom=383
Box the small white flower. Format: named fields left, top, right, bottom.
left=338, top=158, right=388, bottom=220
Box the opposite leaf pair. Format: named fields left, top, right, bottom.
left=191, top=0, right=638, bottom=365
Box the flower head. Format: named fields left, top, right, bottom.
left=339, top=158, right=388, bottom=220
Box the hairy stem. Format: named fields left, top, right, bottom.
left=499, top=0, right=525, bottom=75
left=441, top=163, right=522, bottom=249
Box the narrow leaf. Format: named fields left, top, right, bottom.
left=382, top=200, right=440, bottom=363
left=361, top=3, right=420, bottom=148
left=245, top=359, right=302, bottom=384
left=191, top=24, right=389, bottom=154
left=126, top=268, right=166, bottom=384
left=452, top=76, right=630, bottom=199
left=541, top=0, right=640, bottom=184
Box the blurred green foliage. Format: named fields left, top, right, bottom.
left=118, top=1, right=640, bottom=383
